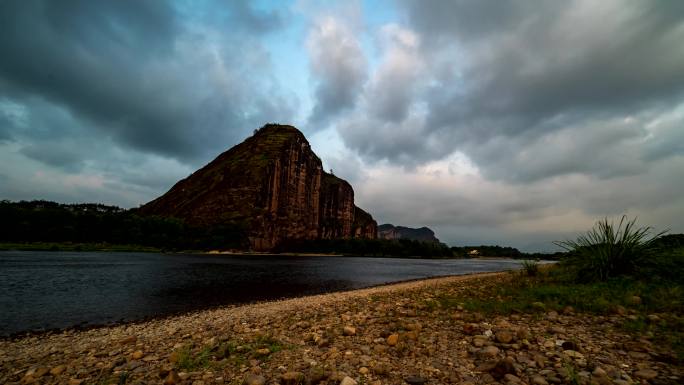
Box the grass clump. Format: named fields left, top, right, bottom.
left=171, top=334, right=287, bottom=371
left=521, top=260, right=539, bottom=277
left=253, top=334, right=285, bottom=354
left=554, top=215, right=666, bottom=282
left=176, top=345, right=212, bottom=371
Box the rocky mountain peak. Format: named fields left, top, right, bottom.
left=139, top=124, right=377, bottom=250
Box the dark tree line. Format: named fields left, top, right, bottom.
left=450, top=245, right=565, bottom=260
left=1, top=200, right=578, bottom=258
left=275, top=238, right=454, bottom=258
left=450, top=245, right=523, bottom=258
left=0, top=200, right=247, bottom=250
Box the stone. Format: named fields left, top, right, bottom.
left=463, top=323, right=479, bottom=335
left=340, top=376, right=358, bottom=385
left=68, top=379, right=83, bottom=385
left=564, top=350, right=584, bottom=359
left=131, top=350, right=144, bottom=360
left=592, top=367, right=606, bottom=377
left=158, top=365, right=173, bottom=378
left=387, top=334, right=399, bottom=346
left=343, top=326, right=357, bottom=336
left=531, top=375, right=548, bottom=385
left=168, top=351, right=179, bottom=363
left=628, top=296, right=642, bottom=305
left=479, top=345, right=500, bottom=358
left=119, top=335, right=137, bottom=345
left=308, top=368, right=328, bottom=384
left=490, top=358, right=516, bottom=380
left=495, top=330, right=514, bottom=344
left=504, top=374, right=522, bottom=383
left=628, top=351, right=649, bottom=359
left=406, top=322, right=422, bottom=331
left=473, top=335, right=488, bottom=347
left=404, top=375, right=428, bottom=385
left=255, top=348, right=270, bottom=355
left=243, top=373, right=266, bottom=385
left=358, top=367, right=369, bottom=375
left=561, top=341, right=579, bottom=351
left=634, top=369, right=658, bottom=380
left=164, top=370, right=181, bottom=385
left=592, top=374, right=612, bottom=385
left=515, top=328, right=531, bottom=341
left=50, top=365, right=66, bottom=376
left=281, top=371, right=304, bottom=385
left=373, top=363, right=389, bottom=375
left=33, top=367, right=49, bottom=378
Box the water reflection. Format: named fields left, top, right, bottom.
left=0, top=251, right=530, bottom=336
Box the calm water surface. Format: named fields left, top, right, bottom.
left=0, top=251, right=530, bottom=336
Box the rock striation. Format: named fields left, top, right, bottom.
left=377, top=224, right=440, bottom=243
left=139, top=124, right=377, bottom=250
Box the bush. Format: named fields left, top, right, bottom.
left=554, top=216, right=666, bottom=282
left=521, top=260, right=539, bottom=276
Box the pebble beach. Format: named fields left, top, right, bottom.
left=1, top=272, right=680, bottom=385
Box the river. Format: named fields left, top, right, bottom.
left=0, top=251, right=532, bottom=336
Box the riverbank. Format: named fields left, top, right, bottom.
left=1, top=271, right=681, bottom=385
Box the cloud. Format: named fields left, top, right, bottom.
left=354, top=155, right=684, bottom=250
left=331, top=24, right=433, bottom=166
left=306, top=15, right=367, bottom=125
left=329, top=0, right=684, bottom=182
left=365, top=24, right=423, bottom=122
left=0, top=0, right=295, bottom=163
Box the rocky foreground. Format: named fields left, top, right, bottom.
left=1, top=272, right=681, bottom=385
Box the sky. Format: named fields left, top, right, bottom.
left=1, top=0, right=683, bottom=251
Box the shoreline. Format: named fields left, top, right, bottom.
left=2, top=271, right=678, bottom=385
left=1, top=272, right=504, bottom=341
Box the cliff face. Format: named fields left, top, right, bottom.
left=377, top=224, right=439, bottom=243
left=353, top=207, right=378, bottom=239
left=319, top=173, right=354, bottom=239
left=139, top=124, right=376, bottom=250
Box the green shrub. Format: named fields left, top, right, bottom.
left=554, top=216, right=666, bottom=282
left=521, top=260, right=539, bottom=276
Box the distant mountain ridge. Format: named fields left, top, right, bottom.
left=377, top=224, right=440, bottom=243
left=139, top=124, right=377, bottom=250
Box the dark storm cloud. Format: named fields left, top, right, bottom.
left=20, top=144, right=85, bottom=172
left=338, top=0, right=684, bottom=182
left=0, top=0, right=292, bottom=164
left=402, top=0, right=684, bottom=131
